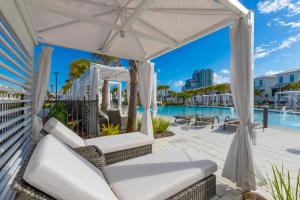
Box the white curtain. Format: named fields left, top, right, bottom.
left=137, top=61, right=154, bottom=138
left=31, top=46, right=53, bottom=141
left=222, top=12, right=264, bottom=191
left=152, top=73, right=158, bottom=117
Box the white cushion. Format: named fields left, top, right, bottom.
left=24, top=135, right=119, bottom=200
left=84, top=132, right=154, bottom=154
left=103, top=150, right=217, bottom=200
left=43, top=117, right=85, bottom=148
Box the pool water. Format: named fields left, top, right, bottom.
left=138, top=105, right=300, bottom=131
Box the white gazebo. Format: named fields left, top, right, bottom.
left=64, top=63, right=158, bottom=115
left=0, top=0, right=261, bottom=197
left=221, top=93, right=232, bottom=107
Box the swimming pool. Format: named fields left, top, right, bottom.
left=138, top=105, right=300, bottom=131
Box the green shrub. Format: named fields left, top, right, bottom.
left=137, top=117, right=170, bottom=134
left=48, top=102, right=67, bottom=124
left=42, top=102, right=51, bottom=109
left=101, top=124, right=120, bottom=136
left=153, top=117, right=170, bottom=134
left=266, top=165, right=300, bottom=200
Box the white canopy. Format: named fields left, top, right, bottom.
left=92, top=64, right=130, bottom=82
left=6, top=0, right=259, bottom=191
left=20, top=0, right=248, bottom=61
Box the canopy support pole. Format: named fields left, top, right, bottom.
left=118, top=82, right=122, bottom=111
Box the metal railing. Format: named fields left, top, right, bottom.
left=42, top=98, right=99, bottom=138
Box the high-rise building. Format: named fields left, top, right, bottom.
left=182, top=69, right=213, bottom=91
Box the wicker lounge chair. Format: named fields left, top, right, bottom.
left=195, top=115, right=219, bottom=129
left=14, top=135, right=217, bottom=200
left=174, top=115, right=192, bottom=125
left=43, top=117, right=153, bottom=165
left=107, top=109, right=128, bottom=132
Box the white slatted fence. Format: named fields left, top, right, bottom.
left=0, top=12, right=33, bottom=200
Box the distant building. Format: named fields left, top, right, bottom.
left=254, top=68, right=300, bottom=102
left=182, top=69, right=213, bottom=91
left=254, top=75, right=276, bottom=102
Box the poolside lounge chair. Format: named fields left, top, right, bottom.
left=43, top=117, right=153, bottom=165
left=14, top=135, right=217, bottom=200
left=107, top=109, right=128, bottom=132
left=195, top=115, right=219, bottom=129
left=174, top=115, right=192, bottom=125
left=223, top=116, right=239, bottom=130
left=223, top=116, right=263, bottom=131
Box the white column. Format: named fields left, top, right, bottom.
left=107, top=82, right=111, bottom=109
left=118, top=82, right=122, bottom=110
left=90, top=69, right=99, bottom=100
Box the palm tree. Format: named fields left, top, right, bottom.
left=61, top=59, right=90, bottom=94
left=283, top=81, right=300, bottom=91
left=215, top=83, right=230, bottom=94
left=254, top=88, right=263, bottom=97
left=69, top=59, right=90, bottom=80
left=92, top=53, right=120, bottom=113
left=126, top=60, right=138, bottom=132
left=61, top=80, right=73, bottom=94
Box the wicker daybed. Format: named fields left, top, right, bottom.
left=42, top=117, right=153, bottom=165
left=14, top=136, right=217, bottom=200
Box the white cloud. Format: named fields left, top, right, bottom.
left=221, top=69, right=230, bottom=74
left=255, top=33, right=300, bottom=59
left=213, top=69, right=230, bottom=84
left=277, top=20, right=300, bottom=28
left=173, top=80, right=185, bottom=88
left=257, top=0, right=300, bottom=16
left=269, top=18, right=300, bottom=28
left=265, top=70, right=284, bottom=75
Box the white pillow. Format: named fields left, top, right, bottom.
left=43, top=117, right=85, bottom=148
left=24, top=135, right=119, bottom=200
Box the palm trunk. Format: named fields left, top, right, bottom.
left=101, top=80, right=109, bottom=113
left=126, top=61, right=138, bottom=132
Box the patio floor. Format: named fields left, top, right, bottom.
left=152, top=121, right=300, bottom=200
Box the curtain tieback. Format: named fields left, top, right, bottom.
left=248, top=121, right=257, bottom=145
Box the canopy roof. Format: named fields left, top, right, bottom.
left=93, top=63, right=130, bottom=82
left=20, top=0, right=248, bottom=60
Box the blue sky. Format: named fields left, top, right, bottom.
left=6, top=0, right=300, bottom=92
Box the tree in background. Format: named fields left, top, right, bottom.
left=126, top=60, right=138, bottom=132
left=254, top=88, right=263, bottom=101
left=215, top=83, right=230, bottom=94
left=92, top=54, right=120, bottom=114
left=283, top=81, right=300, bottom=91
left=61, top=59, right=90, bottom=94
left=69, top=59, right=90, bottom=80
